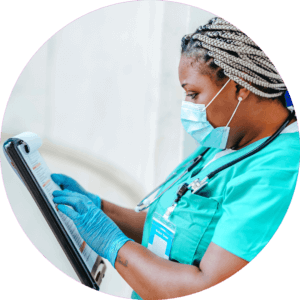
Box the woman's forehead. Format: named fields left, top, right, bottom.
left=179, top=55, right=216, bottom=86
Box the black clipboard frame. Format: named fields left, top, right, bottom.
left=3, top=138, right=105, bottom=290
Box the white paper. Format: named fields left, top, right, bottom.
left=14, top=132, right=42, bottom=153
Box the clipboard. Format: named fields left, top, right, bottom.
left=3, top=132, right=106, bottom=290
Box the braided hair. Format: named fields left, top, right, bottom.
left=181, top=17, right=286, bottom=105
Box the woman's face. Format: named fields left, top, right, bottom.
left=178, top=55, right=241, bottom=129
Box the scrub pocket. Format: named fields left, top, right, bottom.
left=168, top=193, right=220, bottom=265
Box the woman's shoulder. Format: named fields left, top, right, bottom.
left=247, top=126, right=300, bottom=173
left=265, top=124, right=299, bottom=156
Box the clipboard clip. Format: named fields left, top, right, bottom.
left=19, top=141, right=30, bottom=153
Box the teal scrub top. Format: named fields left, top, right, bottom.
left=132, top=126, right=300, bottom=299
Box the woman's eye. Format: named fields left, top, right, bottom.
left=187, top=93, right=198, bottom=99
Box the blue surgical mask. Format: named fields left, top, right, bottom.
left=181, top=79, right=243, bottom=149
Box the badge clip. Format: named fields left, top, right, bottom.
left=188, top=176, right=208, bottom=194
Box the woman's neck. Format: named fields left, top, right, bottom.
left=227, top=99, right=294, bottom=150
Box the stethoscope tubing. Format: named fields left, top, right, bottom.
left=135, top=148, right=209, bottom=211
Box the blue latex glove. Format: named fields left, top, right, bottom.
left=51, top=173, right=101, bottom=208
left=52, top=189, right=132, bottom=267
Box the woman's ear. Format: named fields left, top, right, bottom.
left=235, top=84, right=251, bottom=101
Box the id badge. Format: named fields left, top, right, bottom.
left=147, top=212, right=176, bottom=259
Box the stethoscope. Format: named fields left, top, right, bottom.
left=135, top=110, right=296, bottom=214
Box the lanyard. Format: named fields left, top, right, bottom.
left=135, top=110, right=295, bottom=215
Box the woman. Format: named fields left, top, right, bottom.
left=51, top=17, right=299, bottom=299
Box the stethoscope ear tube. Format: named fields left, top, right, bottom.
left=187, top=148, right=210, bottom=172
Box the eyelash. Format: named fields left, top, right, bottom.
left=187, top=93, right=198, bottom=99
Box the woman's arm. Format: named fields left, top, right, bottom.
left=101, top=199, right=146, bottom=244
left=52, top=189, right=248, bottom=299
left=115, top=241, right=248, bottom=300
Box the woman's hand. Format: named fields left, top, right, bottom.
left=51, top=173, right=146, bottom=243
left=51, top=173, right=101, bottom=208
left=52, top=189, right=132, bottom=266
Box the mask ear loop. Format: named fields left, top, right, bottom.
left=200, top=78, right=231, bottom=112
left=225, top=96, right=243, bottom=128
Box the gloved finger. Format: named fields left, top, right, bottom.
left=53, top=195, right=88, bottom=214
left=51, top=173, right=81, bottom=190
left=90, top=195, right=102, bottom=208
left=51, top=173, right=73, bottom=185
left=57, top=204, right=79, bottom=220
left=53, top=189, right=83, bottom=198
left=51, top=175, right=101, bottom=207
